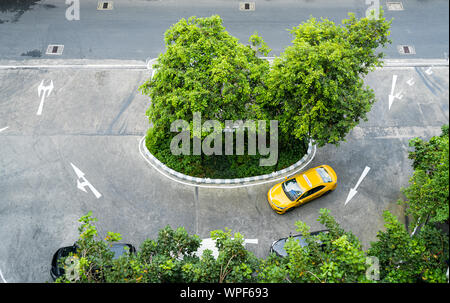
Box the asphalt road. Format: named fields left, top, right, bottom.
left=0, top=62, right=448, bottom=282
left=0, top=0, right=449, bottom=283
left=0, top=0, right=449, bottom=60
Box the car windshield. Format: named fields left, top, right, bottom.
left=109, top=244, right=130, bottom=259
left=272, top=236, right=308, bottom=257
left=316, top=167, right=332, bottom=183
left=282, top=178, right=304, bottom=201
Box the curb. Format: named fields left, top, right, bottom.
left=0, top=58, right=448, bottom=70
left=0, top=59, right=148, bottom=70
left=138, top=136, right=317, bottom=188
left=382, top=58, right=449, bottom=67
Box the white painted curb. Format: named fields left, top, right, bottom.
left=138, top=136, right=317, bottom=189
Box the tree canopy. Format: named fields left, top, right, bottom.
left=400, top=125, right=449, bottom=226
left=258, top=12, right=391, bottom=147
left=139, top=13, right=392, bottom=178
left=56, top=208, right=448, bottom=284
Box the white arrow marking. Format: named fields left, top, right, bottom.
left=388, top=75, right=398, bottom=110
left=243, top=238, right=259, bottom=245
left=195, top=238, right=258, bottom=259
left=0, top=268, right=7, bottom=283
left=70, top=162, right=102, bottom=199
left=345, top=166, right=371, bottom=205
left=0, top=126, right=9, bottom=133
left=406, top=78, right=415, bottom=86
left=425, top=67, right=433, bottom=75
left=37, top=80, right=54, bottom=115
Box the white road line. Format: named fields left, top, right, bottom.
left=345, top=166, right=371, bottom=205
left=195, top=238, right=259, bottom=259
left=388, top=74, right=398, bottom=110
left=0, top=268, right=7, bottom=283
left=0, top=64, right=147, bottom=70
left=0, top=58, right=448, bottom=70
left=243, top=239, right=259, bottom=245
left=138, top=136, right=317, bottom=189
left=0, top=126, right=9, bottom=133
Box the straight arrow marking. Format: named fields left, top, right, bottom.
left=388, top=74, right=398, bottom=110
left=36, top=80, right=54, bottom=116
left=345, top=166, right=371, bottom=205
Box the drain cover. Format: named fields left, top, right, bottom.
left=97, top=1, right=113, bottom=10
left=45, top=45, right=64, bottom=55
left=386, top=2, right=404, bottom=11
left=398, top=45, right=415, bottom=55
left=239, top=2, right=255, bottom=11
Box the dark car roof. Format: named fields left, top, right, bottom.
left=109, top=243, right=136, bottom=259
left=270, top=230, right=329, bottom=257
left=51, top=243, right=136, bottom=281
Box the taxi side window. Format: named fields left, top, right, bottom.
left=302, top=185, right=326, bottom=198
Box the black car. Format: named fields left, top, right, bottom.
left=270, top=230, right=329, bottom=257
left=50, top=242, right=136, bottom=281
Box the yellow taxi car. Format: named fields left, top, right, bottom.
left=267, top=165, right=337, bottom=214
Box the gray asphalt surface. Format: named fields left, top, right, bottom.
left=0, top=63, right=447, bottom=282
left=0, top=0, right=448, bottom=60
left=0, top=0, right=449, bottom=283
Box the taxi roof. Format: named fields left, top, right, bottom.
left=294, top=168, right=323, bottom=190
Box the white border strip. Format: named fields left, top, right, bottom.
left=0, top=64, right=146, bottom=70
left=138, top=136, right=317, bottom=189
left=0, top=57, right=447, bottom=71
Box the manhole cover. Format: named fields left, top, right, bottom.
left=45, top=45, right=64, bottom=55
left=239, top=2, right=255, bottom=11
left=386, top=2, right=404, bottom=11
left=97, top=1, right=113, bottom=10
left=397, top=45, right=415, bottom=55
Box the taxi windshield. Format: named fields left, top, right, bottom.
left=282, top=178, right=304, bottom=201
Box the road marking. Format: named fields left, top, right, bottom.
left=425, top=67, right=433, bottom=75
left=406, top=78, right=415, bottom=86
left=0, top=64, right=146, bottom=70
left=0, top=126, right=8, bottom=133
left=195, top=238, right=258, bottom=259
left=70, top=162, right=102, bottom=199
left=388, top=74, right=398, bottom=110
left=243, top=238, right=258, bottom=245
left=0, top=268, right=7, bottom=283
left=37, top=80, right=54, bottom=115
left=345, top=166, right=371, bottom=205
left=0, top=59, right=447, bottom=71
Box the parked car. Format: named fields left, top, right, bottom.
left=50, top=242, right=136, bottom=281
left=267, top=165, right=337, bottom=214
left=270, top=230, right=329, bottom=257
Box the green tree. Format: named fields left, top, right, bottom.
left=139, top=13, right=391, bottom=178
left=140, top=17, right=269, bottom=152
left=139, top=15, right=283, bottom=178
left=258, top=11, right=391, bottom=147
left=400, top=125, right=449, bottom=226
left=257, top=209, right=372, bottom=283
left=56, top=213, right=258, bottom=283
left=368, top=211, right=448, bottom=283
